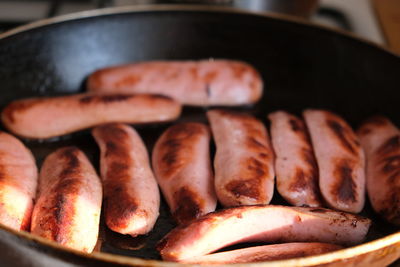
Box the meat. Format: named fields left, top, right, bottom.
left=157, top=205, right=370, bottom=261
left=152, top=122, right=216, bottom=224
left=31, top=147, right=102, bottom=253
left=207, top=109, right=275, bottom=207
left=1, top=93, right=182, bottom=139
left=92, top=123, right=160, bottom=235
left=87, top=60, right=263, bottom=106
left=268, top=111, right=323, bottom=207
left=303, top=109, right=366, bottom=213
left=357, top=116, right=400, bottom=225
left=183, top=242, right=342, bottom=264
left=0, top=131, right=37, bottom=231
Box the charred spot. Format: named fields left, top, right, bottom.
left=107, top=162, right=130, bottom=178
left=114, top=75, right=141, bottom=88
left=259, top=153, right=269, bottom=159
left=289, top=168, right=319, bottom=197
left=289, top=118, right=304, bottom=132
left=302, top=148, right=318, bottom=171
left=332, top=159, right=357, bottom=203
left=381, top=155, right=400, bottom=174
left=172, top=187, right=203, bottom=225
left=247, top=137, right=267, bottom=150
left=247, top=157, right=267, bottom=177
left=377, top=135, right=400, bottom=156
left=58, top=147, right=81, bottom=178
left=146, top=94, right=172, bottom=100
left=79, top=94, right=131, bottom=104
left=105, top=185, right=139, bottom=229
left=380, top=189, right=400, bottom=224
left=164, top=123, right=205, bottom=139
left=327, top=119, right=358, bottom=155
left=96, top=124, right=129, bottom=140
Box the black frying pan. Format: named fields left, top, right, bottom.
left=0, top=5, right=399, bottom=267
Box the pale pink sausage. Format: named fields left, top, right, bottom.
left=0, top=131, right=37, bottom=231
left=357, top=116, right=400, bottom=225
left=87, top=60, right=263, bottom=106
left=183, top=242, right=342, bottom=264
left=157, top=205, right=370, bottom=262
left=31, top=147, right=102, bottom=253
left=303, top=109, right=366, bottom=213
left=92, top=123, right=160, bottom=236
left=268, top=111, right=323, bottom=207
left=207, top=109, right=275, bottom=207
left=152, top=122, right=217, bottom=224
left=1, top=93, right=182, bottom=139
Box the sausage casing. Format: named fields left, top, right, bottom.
left=87, top=60, right=263, bottom=106
left=0, top=131, right=37, bottom=231
left=1, top=93, right=182, bottom=139
left=31, top=147, right=102, bottom=252
left=303, top=109, right=366, bottom=213
left=268, top=111, right=322, bottom=207
left=152, top=122, right=216, bottom=224
left=157, top=205, right=370, bottom=262
left=207, top=109, right=275, bottom=207
left=358, top=117, right=400, bottom=225
left=92, top=123, right=160, bottom=235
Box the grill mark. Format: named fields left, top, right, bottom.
left=225, top=157, right=267, bottom=201
left=114, top=75, right=141, bottom=88
left=158, top=123, right=206, bottom=178
left=58, top=147, right=81, bottom=178
left=327, top=119, right=359, bottom=155
left=377, top=135, right=400, bottom=156
left=381, top=155, right=400, bottom=174
left=172, top=187, right=203, bottom=225
left=247, top=137, right=267, bottom=150
left=381, top=189, right=400, bottom=224
left=79, top=94, right=132, bottom=104
left=332, top=159, right=357, bottom=203
left=357, top=116, right=390, bottom=136
left=289, top=118, right=304, bottom=132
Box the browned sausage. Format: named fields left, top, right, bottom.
left=183, top=242, right=342, bottom=264
left=152, top=122, right=217, bottom=224
left=268, top=111, right=323, bottom=207
left=1, top=93, right=182, bottom=139
left=92, top=123, right=160, bottom=235
left=31, top=147, right=102, bottom=252
left=0, top=131, right=37, bottom=231
left=87, top=60, right=263, bottom=106
left=207, top=109, right=275, bottom=207
left=357, top=116, right=400, bottom=225
left=157, top=205, right=370, bottom=262
left=303, top=109, right=366, bottom=213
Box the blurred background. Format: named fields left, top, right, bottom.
left=0, top=0, right=399, bottom=54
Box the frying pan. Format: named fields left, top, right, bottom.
left=0, top=5, right=399, bottom=267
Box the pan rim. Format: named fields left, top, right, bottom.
left=0, top=4, right=399, bottom=266
left=0, top=4, right=399, bottom=59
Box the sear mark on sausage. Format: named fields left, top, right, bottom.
left=172, top=187, right=203, bottom=225
left=377, top=135, right=400, bottom=156
left=115, top=75, right=141, bottom=88
left=289, top=119, right=304, bottom=132
left=332, top=159, right=357, bottom=203
left=58, top=147, right=82, bottom=179
left=225, top=157, right=267, bottom=200
left=358, top=116, right=389, bottom=136
left=327, top=119, right=359, bottom=155
left=79, top=94, right=132, bottom=104
left=381, top=155, right=400, bottom=174
left=380, top=189, right=400, bottom=224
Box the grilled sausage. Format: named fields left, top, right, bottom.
left=87, top=60, right=263, bottom=106
left=303, top=110, right=365, bottom=213
left=31, top=147, right=102, bottom=253
left=207, top=109, right=275, bottom=207
left=357, top=117, right=400, bottom=225
left=183, top=242, right=342, bottom=264
left=92, top=123, right=160, bottom=235
left=268, top=111, right=323, bottom=207
left=1, top=93, right=182, bottom=139
left=157, top=205, right=370, bottom=262
left=152, top=122, right=216, bottom=225
left=0, top=131, right=37, bottom=231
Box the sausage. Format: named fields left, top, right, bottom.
left=87, top=60, right=263, bottom=106
left=303, top=109, right=366, bottom=213
left=31, top=147, right=102, bottom=252
left=183, top=242, right=342, bottom=264
left=92, top=123, right=160, bottom=235
left=357, top=116, right=400, bottom=225
left=0, top=131, right=37, bottom=231
left=157, top=205, right=370, bottom=262
left=207, top=109, right=275, bottom=207
left=152, top=122, right=217, bottom=224
left=268, top=111, right=323, bottom=207
left=1, top=93, right=182, bottom=139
